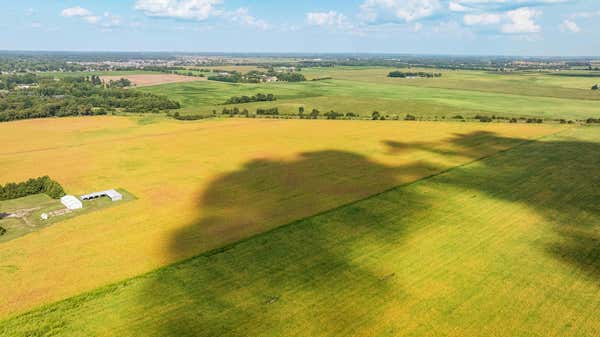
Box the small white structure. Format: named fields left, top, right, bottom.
left=61, top=195, right=83, bottom=210
left=40, top=213, right=49, bottom=220
left=80, top=189, right=123, bottom=202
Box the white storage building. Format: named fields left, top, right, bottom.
left=80, top=189, right=123, bottom=202
left=61, top=195, right=83, bottom=210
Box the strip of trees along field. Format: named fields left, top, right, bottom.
left=388, top=71, right=442, bottom=78
left=0, top=74, right=180, bottom=122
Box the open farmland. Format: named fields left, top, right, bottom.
left=1, top=123, right=599, bottom=337
left=0, top=116, right=562, bottom=318
left=138, top=67, right=600, bottom=120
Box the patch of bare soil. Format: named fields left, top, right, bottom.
left=101, top=74, right=204, bottom=87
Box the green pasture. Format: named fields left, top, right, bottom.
left=2, top=125, right=598, bottom=336
left=139, top=74, right=600, bottom=120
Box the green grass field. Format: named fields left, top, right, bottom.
left=137, top=67, right=600, bottom=120
left=2, top=125, right=598, bottom=337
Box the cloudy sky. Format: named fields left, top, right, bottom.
left=1, top=0, right=599, bottom=55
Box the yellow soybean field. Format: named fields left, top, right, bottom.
left=0, top=116, right=562, bottom=318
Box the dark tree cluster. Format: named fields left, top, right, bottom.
left=388, top=71, right=442, bottom=78
left=170, top=112, right=214, bottom=120
left=586, top=117, right=600, bottom=123
left=106, top=78, right=132, bottom=88
left=224, top=93, right=276, bottom=104
left=256, top=107, right=279, bottom=115
left=592, top=84, right=599, bottom=90
left=324, top=111, right=344, bottom=119
left=0, top=75, right=180, bottom=122
left=275, top=72, right=306, bottom=82
left=0, top=176, right=65, bottom=201
left=0, top=73, right=38, bottom=90
left=222, top=107, right=250, bottom=116
left=208, top=72, right=243, bottom=83
left=209, top=69, right=306, bottom=84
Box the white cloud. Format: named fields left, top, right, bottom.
left=61, top=6, right=92, bottom=17
left=559, top=19, right=580, bottom=32
left=461, top=6, right=542, bottom=34
left=61, top=6, right=121, bottom=29
left=501, top=7, right=541, bottom=34
left=134, top=0, right=223, bottom=21
left=306, top=11, right=349, bottom=28
left=413, top=22, right=423, bottom=32
left=449, top=2, right=472, bottom=12
left=570, top=11, right=600, bottom=19
left=84, top=15, right=100, bottom=24
left=463, top=13, right=501, bottom=25
left=134, top=0, right=269, bottom=30
left=227, top=8, right=269, bottom=30
left=360, top=0, right=441, bottom=23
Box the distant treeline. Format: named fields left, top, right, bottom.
left=388, top=71, right=442, bottom=78
left=0, top=74, right=180, bottom=122
left=224, top=93, right=276, bottom=104
left=208, top=70, right=306, bottom=84
left=0, top=176, right=65, bottom=201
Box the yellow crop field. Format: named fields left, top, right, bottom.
left=0, top=116, right=564, bottom=318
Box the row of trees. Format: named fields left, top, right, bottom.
left=0, top=176, right=65, bottom=201
left=256, top=107, right=279, bottom=115
left=224, top=93, right=276, bottom=104
left=388, top=71, right=442, bottom=78
left=208, top=70, right=306, bottom=84
left=0, top=75, right=180, bottom=122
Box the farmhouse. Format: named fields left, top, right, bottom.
left=80, top=189, right=123, bottom=202
left=61, top=195, right=83, bottom=210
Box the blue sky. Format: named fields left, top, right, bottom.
left=1, top=0, right=599, bottom=55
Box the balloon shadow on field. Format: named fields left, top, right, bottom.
left=136, top=129, right=600, bottom=336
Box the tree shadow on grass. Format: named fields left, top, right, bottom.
left=138, top=129, right=600, bottom=336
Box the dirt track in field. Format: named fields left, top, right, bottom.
left=101, top=74, right=204, bottom=87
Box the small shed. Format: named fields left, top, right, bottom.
left=61, top=195, right=83, bottom=210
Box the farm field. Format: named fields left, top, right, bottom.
left=100, top=73, right=205, bottom=87
left=0, top=116, right=562, bottom=318
left=1, top=124, right=598, bottom=337
left=138, top=67, right=600, bottom=120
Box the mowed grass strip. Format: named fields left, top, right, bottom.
left=2, top=126, right=598, bottom=337
left=0, top=117, right=561, bottom=318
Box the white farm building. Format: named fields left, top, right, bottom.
left=80, top=189, right=123, bottom=202
left=61, top=195, right=83, bottom=210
